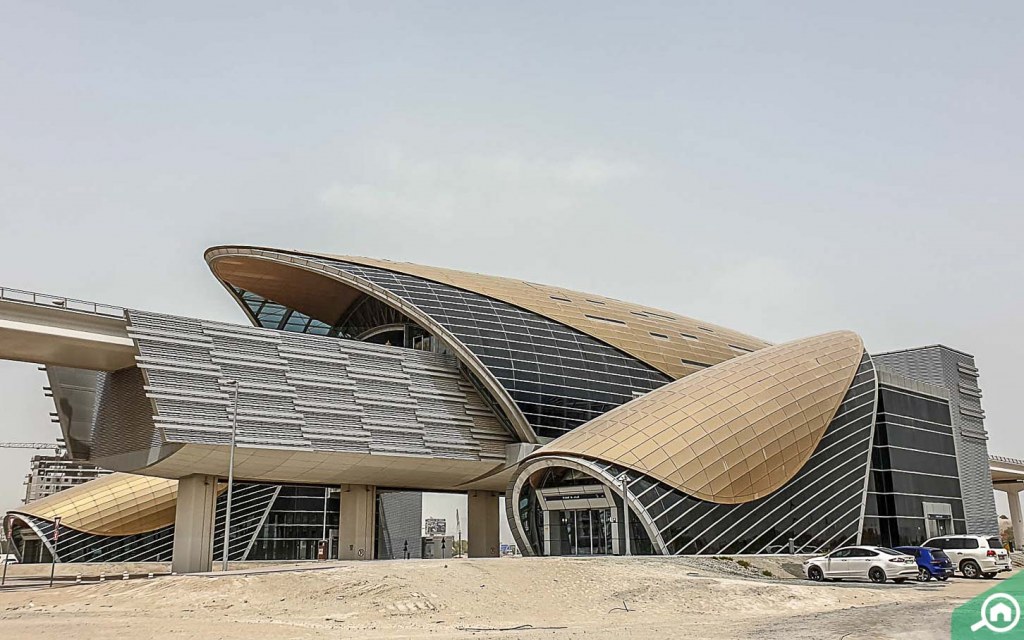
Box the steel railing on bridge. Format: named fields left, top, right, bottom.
left=0, top=286, right=124, bottom=318
left=991, top=454, right=1024, bottom=468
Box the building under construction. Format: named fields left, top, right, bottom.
left=23, top=451, right=110, bottom=504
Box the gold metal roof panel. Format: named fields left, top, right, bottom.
left=531, top=331, right=864, bottom=504
left=12, top=472, right=179, bottom=536
left=298, top=252, right=773, bottom=380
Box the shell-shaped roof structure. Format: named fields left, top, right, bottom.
left=10, top=472, right=177, bottom=536
left=533, top=331, right=865, bottom=504
left=205, top=246, right=771, bottom=441
left=314, top=254, right=772, bottom=380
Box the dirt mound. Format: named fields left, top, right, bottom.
left=0, top=556, right=1000, bottom=639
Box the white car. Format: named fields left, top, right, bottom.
left=921, top=535, right=1012, bottom=579
left=804, top=546, right=918, bottom=584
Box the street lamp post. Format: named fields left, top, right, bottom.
left=617, top=473, right=638, bottom=556
left=221, top=380, right=240, bottom=572
left=49, top=515, right=61, bottom=587
left=456, top=509, right=462, bottom=558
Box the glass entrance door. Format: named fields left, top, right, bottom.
left=567, top=508, right=612, bottom=555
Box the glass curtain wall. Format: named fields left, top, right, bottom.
left=306, top=257, right=672, bottom=439
left=862, top=384, right=966, bottom=547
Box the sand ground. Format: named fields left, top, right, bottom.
left=0, top=556, right=1003, bottom=639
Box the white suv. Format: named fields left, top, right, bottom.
left=921, top=535, right=1011, bottom=579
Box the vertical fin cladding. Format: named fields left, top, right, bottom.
left=204, top=247, right=537, bottom=444
left=203, top=245, right=774, bottom=441
left=531, top=331, right=866, bottom=504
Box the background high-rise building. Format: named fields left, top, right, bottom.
left=22, top=450, right=110, bottom=504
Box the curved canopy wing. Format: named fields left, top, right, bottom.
left=533, top=331, right=866, bottom=504
left=12, top=472, right=178, bottom=536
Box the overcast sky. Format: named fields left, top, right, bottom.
left=1, top=2, right=1021, bottom=526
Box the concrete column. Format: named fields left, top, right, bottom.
left=171, top=474, right=217, bottom=574
left=1008, top=489, right=1024, bottom=552
left=339, top=484, right=376, bottom=560
left=467, top=490, right=500, bottom=558
left=542, top=510, right=553, bottom=556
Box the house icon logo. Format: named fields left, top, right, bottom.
left=954, top=570, right=1024, bottom=637
left=989, top=601, right=1013, bottom=624
left=970, top=593, right=1020, bottom=633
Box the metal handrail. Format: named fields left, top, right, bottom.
left=991, top=454, right=1024, bottom=467
left=0, top=286, right=124, bottom=318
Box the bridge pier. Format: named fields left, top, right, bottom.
left=339, top=484, right=376, bottom=560
left=171, top=474, right=217, bottom=573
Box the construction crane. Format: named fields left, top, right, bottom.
left=0, top=443, right=64, bottom=454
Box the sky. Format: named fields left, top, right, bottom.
left=0, top=2, right=1021, bottom=526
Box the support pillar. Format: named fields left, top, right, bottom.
left=171, top=474, right=217, bottom=574
left=467, top=490, right=500, bottom=558
left=339, top=484, right=376, bottom=560
left=1008, top=489, right=1024, bottom=552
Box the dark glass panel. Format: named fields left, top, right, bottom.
left=307, top=257, right=673, bottom=439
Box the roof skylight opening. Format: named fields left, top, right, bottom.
left=585, top=314, right=627, bottom=326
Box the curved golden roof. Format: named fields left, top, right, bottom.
left=321, top=254, right=771, bottom=379
left=533, top=331, right=865, bottom=504
left=205, top=245, right=771, bottom=380
left=12, top=472, right=178, bottom=536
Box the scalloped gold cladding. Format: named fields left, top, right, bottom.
left=13, top=473, right=178, bottom=536
left=534, top=331, right=865, bottom=504
left=308, top=254, right=772, bottom=380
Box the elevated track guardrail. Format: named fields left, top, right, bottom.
left=0, top=286, right=124, bottom=318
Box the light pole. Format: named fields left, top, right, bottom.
left=49, top=515, right=61, bottom=587
left=617, top=473, right=636, bottom=556
left=456, top=509, right=462, bottom=558
left=221, top=380, right=240, bottom=572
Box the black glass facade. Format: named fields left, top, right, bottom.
left=307, top=257, right=673, bottom=439
left=861, top=384, right=966, bottom=547
left=246, top=485, right=340, bottom=561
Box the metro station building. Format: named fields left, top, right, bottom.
left=0, top=246, right=999, bottom=569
